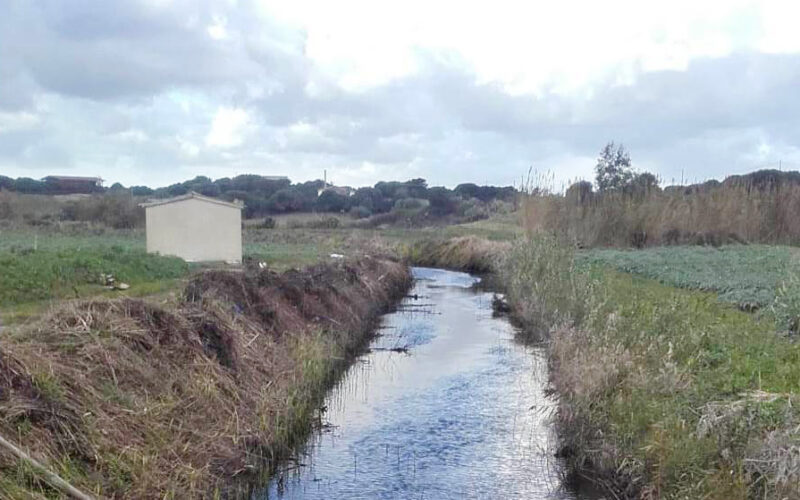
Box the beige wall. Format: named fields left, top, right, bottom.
left=145, top=198, right=242, bottom=263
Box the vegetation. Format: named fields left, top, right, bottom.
left=0, top=258, right=411, bottom=498
left=526, top=149, right=800, bottom=247
left=0, top=246, right=188, bottom=307
left=1, top=174, right=517, bottom=222
left=580, top=245, right=798, bottom=311
left=499, top=235, right=800, bottom=498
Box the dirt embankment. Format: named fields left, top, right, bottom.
left=0, top=257, right=411, bottom=498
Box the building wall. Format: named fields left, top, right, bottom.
left=145, top=198, right=242, bottom=263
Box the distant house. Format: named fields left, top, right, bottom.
left=42, top=176, right=104, bottom=194
left=317, top=185, right=355, bottom=197
left=139, top=192, right=244, bottom=264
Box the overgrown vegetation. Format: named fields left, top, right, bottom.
left=523, top=143, right=800, bottom=248
left=525, top=170, right=800, bottom=247
left=501, top=235, right=800, bottom=498
left=0, top=258, right=411, bottom=498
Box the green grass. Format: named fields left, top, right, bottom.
left=580, top=245, right=797, bottom=309
left=0, top=227, right=144, bottom=252
left=0, top=247, right=188, bottom=306
left=503, top=236, right=800, bottom=498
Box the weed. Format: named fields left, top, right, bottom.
left=505, top=236, right=800, bottom=498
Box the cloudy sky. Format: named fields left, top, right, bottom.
left=2, top=0, right=800, bottom=189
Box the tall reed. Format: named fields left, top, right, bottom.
left=522, top=179, right=800, bottom=247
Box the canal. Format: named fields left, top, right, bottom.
left=262, top=267, right=597, bottom=499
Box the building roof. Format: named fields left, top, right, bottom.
left=139, top=191, right=244, bottom=210
left=42, top=176, right=104, bottom=183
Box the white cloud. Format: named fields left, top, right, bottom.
left=207, top=16, right=228, bottom=40
left=2, top=0, right=800, bottom=188
left=205, top=107, right=250, bottom=148
left=0, top=110, right=40, bottom=133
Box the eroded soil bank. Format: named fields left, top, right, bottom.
left=0, top=257, right=411, bottom=498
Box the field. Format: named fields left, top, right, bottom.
left=0, top=215, right=521, bottom=326
left=580, top=245, right=799, bottom=311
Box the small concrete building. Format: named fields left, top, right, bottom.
left=140, top=192, right=243, bottom=264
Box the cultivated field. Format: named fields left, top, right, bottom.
left=581, top=245, right=800, bottom=321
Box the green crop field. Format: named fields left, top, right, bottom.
left=580, top=245, right=798, bottom=309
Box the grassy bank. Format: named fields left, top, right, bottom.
left=0, top=258, right=411, bottom=498
left=502, top=236, right=800, bottom=498
left=407, top=235, right=800, bottom=497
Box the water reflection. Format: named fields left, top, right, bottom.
left=261, top=267, right=595, bottom=499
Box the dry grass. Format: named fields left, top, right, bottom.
left=503, top=234, right=800, bottom=499
left=522, top=181, right=800, bottom=247
left=402, top=236, right=509, bottom=273
left=0, top=257, right=411, bottom=498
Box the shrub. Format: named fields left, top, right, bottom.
left=261, top=217, right=276, bottom=229
left=60, top=195, right=144, bottom=229
left=304, top=216, right=340, bottom=229
left=349, top=205, right=372, bottom=219
left=0, top=199, right=12, bottom=220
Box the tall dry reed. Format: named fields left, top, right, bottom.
left=522, top=181, right=800, bottom=247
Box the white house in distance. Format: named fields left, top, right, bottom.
left=139, top=192, right=244, bottom=264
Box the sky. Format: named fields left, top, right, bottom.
left=2, top=0, right=800, bottom=189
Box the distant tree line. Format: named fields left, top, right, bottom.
left=0, top=173, right=517, bottom=219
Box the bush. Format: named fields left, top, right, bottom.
left=315, top=190, right=351, bottom=212
left=0, top=199, right=12, bottom=220
left=304, top=217, right=340, bottom=229
left=349, top=205, right=372, bottom=219
left=261, top=217, right=276, bottom=229
left=60, top=195, right=144, bottom=229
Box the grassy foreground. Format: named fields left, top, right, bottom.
left=502, top=236, right=800, bottom=498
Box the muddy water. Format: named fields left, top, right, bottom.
left=261, top=268, right=596, bottom=499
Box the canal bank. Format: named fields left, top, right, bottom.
left=0, top=257, right=411, bottom=498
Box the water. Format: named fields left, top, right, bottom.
left=261, top=268, right=596, bottom=500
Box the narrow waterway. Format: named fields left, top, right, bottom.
left=261, top=268, right=596, bottom=499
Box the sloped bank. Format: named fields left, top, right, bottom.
left=407, top=236, right=800, bottom=498
left=0, top=257, right=411, bottom=498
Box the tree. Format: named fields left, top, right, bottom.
left=595, top=142, right=634, bottom=191
left=565, top=181, right=593, bottom=205
left=628, top=172, right=659, bottom=195
left=315, top=190, right=350, bottom=212
left=426, top=186, right=457, bottom=215
left=14, top=177, right=46, bottom=194
left=130, top=185, right=154, bottom=196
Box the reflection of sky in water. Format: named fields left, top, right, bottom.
left=411, top=267, right=479, bottom=288
left=262, top=268, right=593, bottom=500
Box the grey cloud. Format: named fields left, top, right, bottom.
left=1, top=2, right=800, bottom=188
